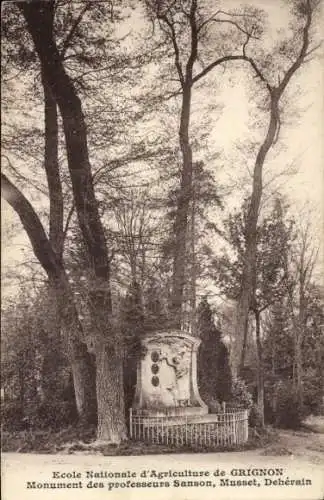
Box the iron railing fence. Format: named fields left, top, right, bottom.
left=129, top=408, right=248, bottom=448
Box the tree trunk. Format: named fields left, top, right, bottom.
left=18, top=360, right=25, bottom=413
left=294, top=334, right=303, bottom=407
left=95, top=342, right=127, bottom=443
left=237, top=93, right=279, bottom=374
left=42, top=69, right=95, bottom=418
left=189, top=180, right=197, bottom=335
left=70, top=354, right=96, bottom=424
left=255, top=310, right=264, bottom=427
left=49, top=276, right=97, bottom=424
left=87, top=289, right=127, bottom=442
left=294, top=265, right=306, bottom=408
left=42, top=74, right=64, bottom=259
left=18, top=1, right=127, bottom=441
left=171, top=86, right=193, bottom=328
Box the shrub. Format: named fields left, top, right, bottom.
left=229, top=377, right=253, bottom=410
left=265, top=380, right=305, bottom=429
left=208, top=397, right=222, bottom=413
left=248, top=403, right=264, bottom=428
left=302, top=369, right=324, bottom=416
left=1, top=400, right=26, bottom=431
left=31, top=400, right=77, bottom=429
left=1, top=399, right=76, bottom=431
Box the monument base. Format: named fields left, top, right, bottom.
left=132, top=405, right=208, bottom=418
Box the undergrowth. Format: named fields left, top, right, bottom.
left=1, top=425, right=278, bottom=455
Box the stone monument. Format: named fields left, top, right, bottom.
left=132, top=331, right=208, bottom=416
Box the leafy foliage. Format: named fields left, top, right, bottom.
left=230, top=377, right=253, bottom=410
left=263, top=283, right=324, bottom=424
left=213, top=197, right=295, bottom=310
left=197, top=297, right=232, bottom=404
left=1, top=289, right=76, bottom=431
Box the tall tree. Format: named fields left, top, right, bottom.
left=17, top=1, right=127, bottom=442
left=235, top=0, right=318, bottom=372
left=284, top=214, right=320, bottom=410
left=145, top=0, right=259, bottom=327
left=162, top=160, right=223, bottom=333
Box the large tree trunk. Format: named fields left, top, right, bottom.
left=95, top=343, right=127, bottom=442
left=1, top=173, right=96, bottom=423
left=19, top=1, right=127, bottom=442
left=169, top=1, right=198, bottom=328
left=88, top=290, right=127, bottom=442
left=255, top=309, right=264, bottom=427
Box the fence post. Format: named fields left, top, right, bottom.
left=245, top=410, right=249, bottom=442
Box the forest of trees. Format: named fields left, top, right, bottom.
left=1, top=0, right=323, bottom=444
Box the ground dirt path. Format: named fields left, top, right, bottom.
left=249, top=416, right=324, bottom=466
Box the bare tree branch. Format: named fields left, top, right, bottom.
left=192, top=54, right=246, bottom=84
left=1, top=173, right=61, bottom=277
left=60, top=2, right=92, bottom=58
left=158, top=14, right=185, bottom=87
left=278, top=0, right=313, bottom=94
left=2, top=154, right=48, bottom=196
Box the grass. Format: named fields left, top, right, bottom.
left=1, top=425, right=96, bottom=454
left=1, top=425, right=278, bottom=455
